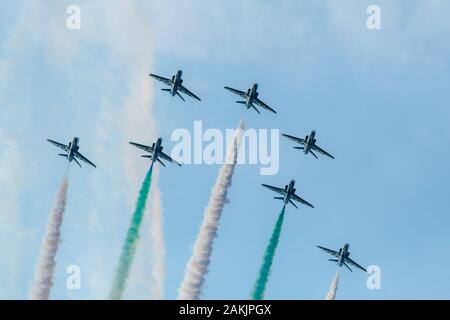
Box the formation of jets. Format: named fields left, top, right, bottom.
left=47, top=136, right=181, bottom=169
left=47, top=69, right=366, bottom=281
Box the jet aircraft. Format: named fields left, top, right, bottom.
left=317, top=243, right=367, bottom=272
left=149, top=70, right=201, bottom=102
left=47, top=137, right=96, bottom=168
left=129, top=137, right=181, bottom=167
left=224, top=83, right=276, bottom=114
left=282, top=130, right=334, bottom=159
left=262, top=179, right=314, bottom=209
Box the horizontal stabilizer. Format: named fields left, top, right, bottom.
left=289, top=199, right=299, bottom=209
left=157, top=158, right=166, bottom=167
left=58, top=154, right=68, bottom=157
left=176, top=92, right=185, bottom=102
left=274, top=196, right=284, bottom=200
left=294, top=146, right=304, bottom=150
left=251, top=104, right=261, bottom=114
left=161, top=88, right=171, bottom=92
left=73, top=158, right=82, bottom=167
left=328, top=259, right=339, bottom=262
left=236, top=101, right=246, bottom=104
left=344, top=262, right=353, bottom=272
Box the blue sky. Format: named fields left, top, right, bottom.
left=1, top=0, right=450, bottom=299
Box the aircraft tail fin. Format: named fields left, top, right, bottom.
left=142, top=155, right=159, bottom=166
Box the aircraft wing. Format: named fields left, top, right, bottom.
left=291, top=193, right=314, bottom=208
left=47, top=139, right=69, bottom=152
left=224, top=86, right=247, bottom=98
left=261, top=184, right=285, bottom=195
left=159, top=151, right=182, bottom=166
left=312, top=144, right=335, bottom=159
left=317, top=245, right=340, bottom=258
left=129, top=142, right=154, bottom=153
left=179, top=85, right=201, bottom=101
left=74, top=151, right=96, bottom=168
left=281, top=134, right=305, bottom=144
left=345, top=257, right=367, bottom=272
left=254, top=98, right=277, bottom=114
left=149, top=73, right=172, bottom=86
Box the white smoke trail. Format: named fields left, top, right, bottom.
left=178, top=121, right=245, bottom=300
left=55, top=2, right=165, bottom=299
left=148, top=175, right=165, bottom=299
left=106, top=2, right=166, bottom=300
left=325, top=271, right=340, bottom=300
left=28, top=176, right=69, bottom=300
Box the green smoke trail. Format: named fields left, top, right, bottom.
left=109, top=164, right=154, bottom=300
left=252, top=206, right=286, bottom=300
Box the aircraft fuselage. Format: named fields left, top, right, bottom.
left=171, top=70, right=183, bottom=96
left=338, top=243, right=350, bottom=267
left=303, top=130, right=316, bottom=154
left=283, top=179, right=296, bottom=205
left=67, top=137, right=79, bottom=162
left=245, top=83, right=258, bottom=107
left=151, top=137, right=164, bottom=164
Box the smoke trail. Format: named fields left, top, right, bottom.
left=148, top=179, right=166, bottom=299
left=109, top=164, right=154, bottom=300
left=252, top=206, right=286, bottom=300
left=28, top=176, right=69, bottom=300
left=325, top=271, right=340, bottom=300
left=177, top=121, right=245, bottom=300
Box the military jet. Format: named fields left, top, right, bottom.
left=149, top=70, right=201, bottom=102
left=262, top=179, right=314, bottom=209
left=282, top=130, right=334, bottom=159
left=129, top=137, right=181, bottom=167
left=224, top=83, right=276, bottom=115
left=47, top=137, right=96, bottom=168
left=317, top=243, right=367, bottom=272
